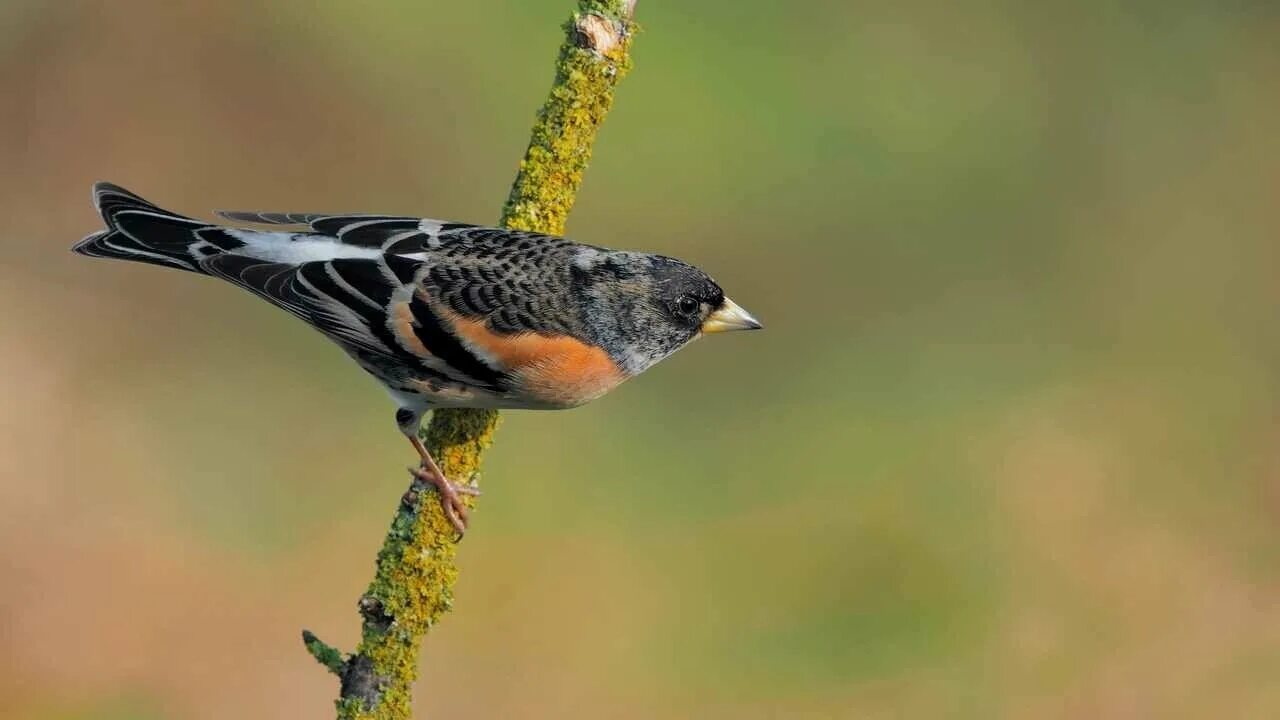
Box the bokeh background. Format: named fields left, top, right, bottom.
left=3, top=1, right=1279, bottom=718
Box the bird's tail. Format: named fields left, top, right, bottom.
left=72, top=182, right=241, bottom=273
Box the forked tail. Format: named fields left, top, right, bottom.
left=72, top=182, right=243, bottom=272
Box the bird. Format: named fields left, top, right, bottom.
left=73, top=182, right=762, bottom=533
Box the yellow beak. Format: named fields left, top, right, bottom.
left=701, top=297, right=763, bottom=334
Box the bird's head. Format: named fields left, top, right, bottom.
left=571, top=249, right=762, bottom=376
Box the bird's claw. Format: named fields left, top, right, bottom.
left=407, top=465, right=479, bottom=536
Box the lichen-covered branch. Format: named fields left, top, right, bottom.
left=502, top=1, right=636, bottom=236
left=301, top=2, right=637, bottom=718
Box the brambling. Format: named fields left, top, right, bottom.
left=74, top=182, right=761, bottom=531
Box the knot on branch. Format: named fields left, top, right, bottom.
left=358, top=594, right=393, bottom=632
left=339, top=654, right=387, bottom=711
left=573, top=12, right=626, bottom=56
left=303, top=631, right=390, bottom=713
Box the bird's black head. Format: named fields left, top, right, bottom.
left=647, top=253, right=731, bottom=332
left=571, top=249, right=761, bottom=375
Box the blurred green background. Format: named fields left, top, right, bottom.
left=3, top=1, right=1279, bottom=718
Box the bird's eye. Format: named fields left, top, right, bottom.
left=676, top=295, right=700, bottom=315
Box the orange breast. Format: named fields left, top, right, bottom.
left=445, top=311, right=626, bottom=408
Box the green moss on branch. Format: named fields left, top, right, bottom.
left=303, top=629, right=346, bottom=676
left=305, top=2, right=638, bottom=718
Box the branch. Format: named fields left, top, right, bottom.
left=302, top=2, right=637, bottom=717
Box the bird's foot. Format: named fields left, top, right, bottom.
left=407, top=465, right=481, bottom=535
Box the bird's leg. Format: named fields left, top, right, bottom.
left=397, top=408, right=481, bottom=535
left=406, top=434, right=482, bottom=534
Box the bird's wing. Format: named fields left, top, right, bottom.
left=215, top=210, right=481, bottom=254
left=216, top=210, right=586, bottom=334
left=201, top=251, right=508, bottom=389
left=211, top=212, right=603, bottom=388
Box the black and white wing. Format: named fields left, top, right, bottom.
left=201, top=250, right=508, bottom=389
left=215, top=209, right=483, bottom=255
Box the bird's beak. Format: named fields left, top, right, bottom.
left=701, top=297, right=763, bottom=334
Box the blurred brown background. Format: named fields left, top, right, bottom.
left=3, top=1, right=1280, bottom=718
